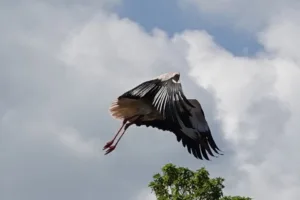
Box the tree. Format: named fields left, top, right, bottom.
left=148, top=163, right=251, bottom=200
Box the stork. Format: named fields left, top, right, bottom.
left=103, top=72, right=222, bottom=160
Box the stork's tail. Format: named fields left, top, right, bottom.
left=109, top=100, right=123, bottom=119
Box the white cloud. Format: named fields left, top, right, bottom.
left=174, top=14, right=300, bottom=199
left=1, top=0, right=300, bottom=200
left=135, top=189, right=156, bottom=200
left=258, top=10, right=300, bottom=63
left=57, top=127, right=102, bottom=157
left=179, top=0, right=300, bottom=32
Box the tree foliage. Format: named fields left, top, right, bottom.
left=148, top=163, right=251, bottom=200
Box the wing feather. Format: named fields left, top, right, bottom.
left=118, top=78, right=195, bottom=128
left=134, top=97, right=222, bottom=160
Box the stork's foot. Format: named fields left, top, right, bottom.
left=104, top=145, right=116, bottom=155
left=103, top=141, right=114, bottom=150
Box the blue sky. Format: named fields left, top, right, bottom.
left=115, top=0, right=262, bottom=56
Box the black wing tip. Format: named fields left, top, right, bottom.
left=209, top=144, right=223, bottom=156
left=182, top=136, right=224, bottom=161
left=192, top=150, right=224, bottom=160
left=202, top=129, right=223, bottom=155
left=175, top=132, right=224, bottom=160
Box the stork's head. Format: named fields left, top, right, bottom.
left=156, top=72, right=180, bottom=82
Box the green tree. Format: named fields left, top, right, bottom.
left=148, top=163, right=251, bottom=200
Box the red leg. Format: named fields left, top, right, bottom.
left=103, top=115, right=140, bottom=151
left=104, top=115, right=141, bottom=155
left=103, top=119, right=126, bottom=150
left=104, top=122, right=134, bottom=155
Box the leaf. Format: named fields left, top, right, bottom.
left=148, top=163, right=251, bottom=200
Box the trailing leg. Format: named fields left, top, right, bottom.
left=104, top=115, right=142, bottom=155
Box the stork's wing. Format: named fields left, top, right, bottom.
left=119, top=78, right=195, bottom=128
left=134, top=99, right=222, bottom=160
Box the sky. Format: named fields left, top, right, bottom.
left=1, top=0, right=300, bottom=200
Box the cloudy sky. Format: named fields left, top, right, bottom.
left=1, top=0, right=300, bottom=200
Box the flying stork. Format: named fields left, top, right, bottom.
left=103, top=72, right=222, bottom=160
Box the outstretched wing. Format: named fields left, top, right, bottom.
left=118, top=78, right=195, bottom=128
left=179, top=99, right=221, bottom=156
left=134, top=99, right=222, bottom=160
